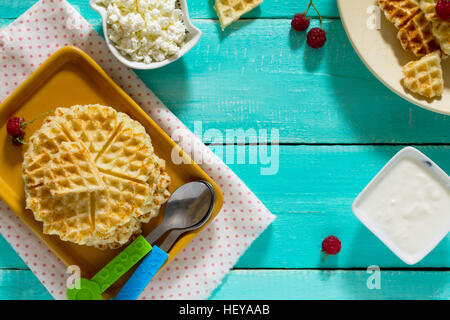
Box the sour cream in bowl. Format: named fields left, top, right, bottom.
left=352, top=147, right=450, bottom=265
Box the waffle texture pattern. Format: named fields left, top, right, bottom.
left=22, top=105, right=171, bottom=249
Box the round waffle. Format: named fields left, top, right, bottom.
left=22, top=105, right=171, bottom=249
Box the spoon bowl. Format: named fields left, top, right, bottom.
left=146, top=180, right=215, bottom=245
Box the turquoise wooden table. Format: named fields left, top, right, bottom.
left=0, top=0, right=449, bottom=300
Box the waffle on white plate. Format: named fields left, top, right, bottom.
left=379, top=0, right=422, bottom=29
left=22, top=105, right=171, bottom=249
left=397, top=10, right=441, bottom=57
left=379, top=0, right=447, bottom=99
left=214, top=0, right=263, bottom=30
left=402, top=50, right=444, bottom=98
left=419, top=0, right=450, bottom=55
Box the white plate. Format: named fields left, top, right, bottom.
left=337, top=0, right=450, bottom=115
left=90, top=0, right=202, bottom=70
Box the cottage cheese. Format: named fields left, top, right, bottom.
left=96, top=0, right=186, bottom=64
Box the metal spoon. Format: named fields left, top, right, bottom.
left=113, top=180, right=215, bottom=300
left=146, top=180, right=215, bottom=246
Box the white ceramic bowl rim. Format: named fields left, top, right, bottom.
left=352, top=147, right=450, bottom=265
left=89, top=0, right=202, bottom=70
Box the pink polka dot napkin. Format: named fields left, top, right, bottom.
left=0, top=0, right=275, bottom=299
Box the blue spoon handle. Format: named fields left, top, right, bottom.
left=114, top=245, right=168, bottom=300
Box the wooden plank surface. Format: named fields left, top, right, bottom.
left=0, top=0, right=340, bottom=19
left=0, top=269, right=448, bottom=300
left=0, top=269, right=52, bottom=300
left=137, top=19, right=450, bottom=144
left=1, top=19, right=450, bottom=144
left=210, top=269, right=450, bottom=300
left=0, top=0, right=448, bottom=300
left=0, top=145, right=448, bottom=269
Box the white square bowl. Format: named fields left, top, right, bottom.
left=352, top=147, right=450, bottom=265
left=90, top=0, right=202, bottom=70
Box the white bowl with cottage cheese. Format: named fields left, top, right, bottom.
left=352, top=147, right=450, bottom=265
left=90, top=0, right=201, bottom=69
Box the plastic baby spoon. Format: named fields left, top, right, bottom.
left=66, top=235, right=152, bottom=300
left=114, top=180, right=215, bottom=300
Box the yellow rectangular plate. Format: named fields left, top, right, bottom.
left=0, top=46, right=223, bottom=298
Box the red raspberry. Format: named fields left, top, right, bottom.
left=321, top=235, right=341, bottom=261
left=6, top=117, right=25, bottom=139
left=436, top=0, right=450, bottom=20
left=291, top=13, right=310, bottom=31
left=307, top=27, right=327, bottom=48
left=6, top=110, right=53, bottom=145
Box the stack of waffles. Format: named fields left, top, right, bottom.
left=22, top=105, right=171, bottom=249
left=379, top=0, right=447, bottom=98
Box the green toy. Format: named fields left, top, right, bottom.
left=66, top=235, right=152, bottom=300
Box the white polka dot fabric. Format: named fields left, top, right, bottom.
left=0, top=0, right=275, bottom=300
